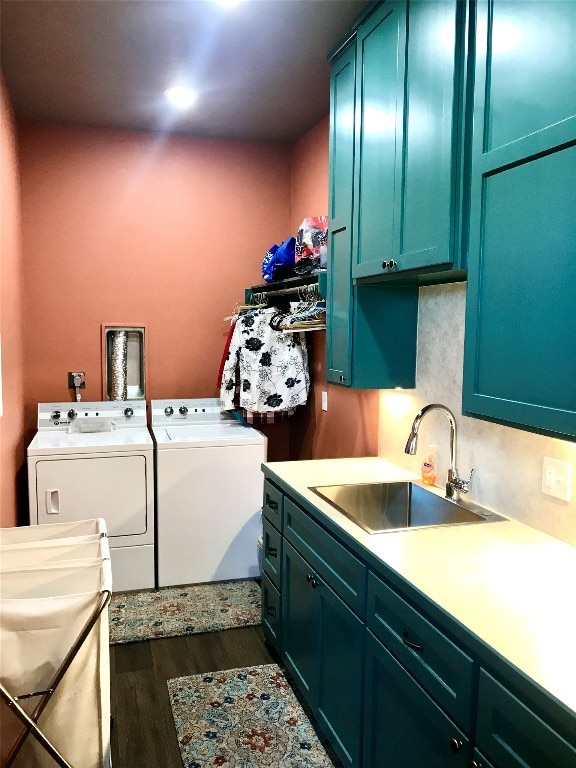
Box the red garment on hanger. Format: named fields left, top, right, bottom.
left=216, top=319, right=238, bottom=388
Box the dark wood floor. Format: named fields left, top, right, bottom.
left=109, top=626, right=278, bottom=768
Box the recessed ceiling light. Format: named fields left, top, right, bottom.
left=164, top=85, right=198, bottom=111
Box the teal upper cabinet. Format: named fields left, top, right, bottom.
left=352, top=0, right=469, bottom=283
left=463, top=0, right=576, bottom=438
left=327, top=37, right=419, bottom=388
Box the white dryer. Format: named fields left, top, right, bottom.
left=27, top=401, right=155, bottom=591
left=151, top=398, right=267, bottom=588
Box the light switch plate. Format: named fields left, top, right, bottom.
left=542, top=457, right=572, bottom=501
left=321, top=391, right=328, bottom=412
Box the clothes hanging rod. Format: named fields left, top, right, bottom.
left=255, top=282, right=316, bottom=298
left=249, top=273, right=320, bottom=292
left=245, top=271, right=326, bottom=304
left=251, top=272, right=324, bottom=294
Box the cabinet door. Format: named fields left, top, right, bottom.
left=364, top=631, right=471, bottom=768
left=353, top=0, right=407, bottom=278
left=352, top=0, right=467, bottom=280
left=281, top=542, right=364, bottom=768
left=326, top=42, right=355, bottom=385
left=315, top=576, right=364, bottom=768
left=476, top=670, right=576, bottom=768
left=463, top=0, right=576, bottom=438
left=395, top=0, right=466, bottom=274
left=281, top=540, right=318, bottom=698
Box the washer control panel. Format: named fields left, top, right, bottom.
left=38, top=400, right=147, bottom=430
left=151, top=398, right=235, bottom=426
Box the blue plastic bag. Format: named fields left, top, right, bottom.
left=261, top=237, right=296, bottom=283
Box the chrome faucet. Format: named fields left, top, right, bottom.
left=404, top=403, right=473, bottom=500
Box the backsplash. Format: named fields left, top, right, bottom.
left=378, top=282, right=576, bottom=546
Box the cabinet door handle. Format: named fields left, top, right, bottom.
left=381, top=259, right=398, bottom=270
left=402, top=630, right=423, bottom=652
left=266, top=498, right=278, bottom=511
left=471, top=761, right=484, bottom=768
left=266, top=606, right=277, bottom=618
left=267, top=547, right=278, bottom=558
left=449, top=738, right=463, bottom=754
left=306, top=573, right=319, bottom=589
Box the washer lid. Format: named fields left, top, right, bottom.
left=155, top=422, right=265, bottom=448
left=27, top=427, right=153, bottom=456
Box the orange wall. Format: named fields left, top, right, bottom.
left=18, top=124, right=291, bottom=442
left=0, top=79, right=25, bottom=526
left=4, top=114, right=377, bottom=524
left=289, top=117, right=379, bottom=460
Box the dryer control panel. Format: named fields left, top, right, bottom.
left=37, top=400, right=148, bottom=431
left=151, top=398, right=236, bottom=426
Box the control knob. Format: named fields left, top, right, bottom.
left=164, top=406, right=174, bottom=417
left=179, top=406, right=189, bottom=416
left=67, top=409, right=77, bottom=420
left=124, top=407, right=134, bottom=419
left=51, top=410, right=61, bottom=421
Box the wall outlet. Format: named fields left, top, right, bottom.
left=542, top=457, right=572, bottom=502
left=68, top=371, right=85, bottom=389
left=321, top=391, right=328, bottom=412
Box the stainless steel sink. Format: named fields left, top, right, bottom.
left=309, top=482, right=505, bottom=534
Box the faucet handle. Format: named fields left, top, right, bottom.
left=451, top=468, right=474, bottom=494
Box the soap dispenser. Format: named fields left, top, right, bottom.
left=421, top=445, right=437, bottom=486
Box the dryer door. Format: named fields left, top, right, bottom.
left=34, top=455, right=149, bottom=540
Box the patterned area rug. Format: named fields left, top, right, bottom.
left=167, top=663, right=336, bottom=767
left=109, top=579, right=261, bottom=644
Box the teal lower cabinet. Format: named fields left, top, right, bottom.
left=282, top=540, right=364, bottom=768
left=364, top=631, right=470, bottom=767
left=260, top=472, right=576, bottom=768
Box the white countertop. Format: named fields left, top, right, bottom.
left=263, top=457, right=576, bottom=717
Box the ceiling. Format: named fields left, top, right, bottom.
left=0, top=0, right=368, bottom=143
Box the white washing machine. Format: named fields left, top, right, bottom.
left=151, top=398, right=267, bottom=587
left=27, top=401, right=155, bottom=591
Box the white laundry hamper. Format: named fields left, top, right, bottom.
left=0, top=518, right=108, bottom=547
left=0, top=519, right=112, bottom=768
